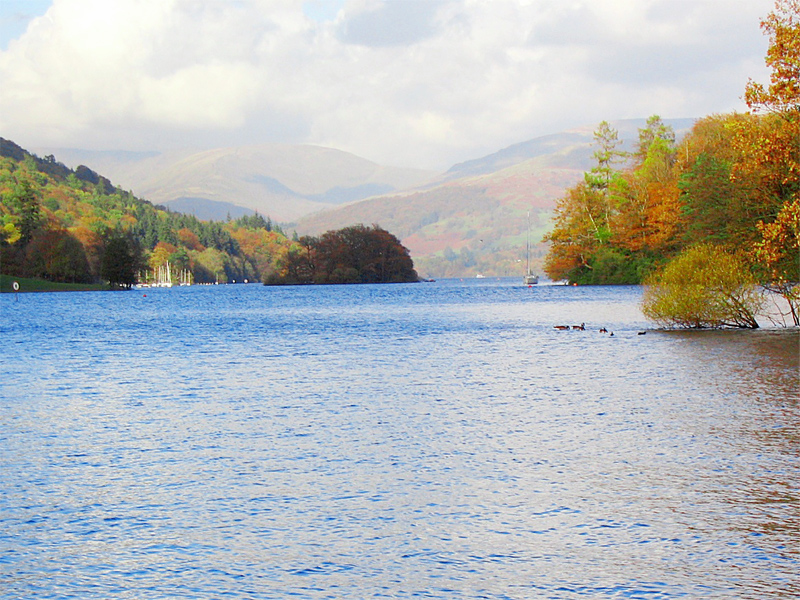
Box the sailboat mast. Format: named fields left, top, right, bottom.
left=526, top=210, right=531, bottom=275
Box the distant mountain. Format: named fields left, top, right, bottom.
left=36, top=144, right=437, bottom=223
left=296, top=118, right=696, bottom=278
left=35, top=117, right=696, bottom=278
left=442, top=118, right=696, bottom=181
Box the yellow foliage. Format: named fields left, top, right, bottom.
left=642, top=244, right=764, bottom=328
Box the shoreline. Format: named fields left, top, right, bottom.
left=0, top=274, right=108, bottom=294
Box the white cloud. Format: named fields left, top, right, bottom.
left=0, top=0, right=774, bottom=169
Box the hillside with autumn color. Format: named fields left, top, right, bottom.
left=295, top=119, right=693, bottom=278
left=0, top=138, right=304, bottom=287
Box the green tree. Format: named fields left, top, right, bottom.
left=635, top=115, right=676, bottom=165
left=101, top=233, right=138, bottom=289
left=11, top=180, right=42, bottom=245
left=642, top=243, right=763, bottom=328
left=584, top=121, right=626, bottom=193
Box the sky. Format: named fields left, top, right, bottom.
left=0, top=0, right=774, bottom=170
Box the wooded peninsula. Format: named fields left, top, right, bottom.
left=544, top=0, right=798, bottom=326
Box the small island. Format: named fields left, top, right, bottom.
left=263, top=224, right=418, bottom=285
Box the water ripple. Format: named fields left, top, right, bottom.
left=1, top=281, right=798, bottom=598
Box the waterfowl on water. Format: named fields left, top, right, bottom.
left=572, top=323, right=585, bottom=330
left=599, top=327, right=608, bottom=333
left=554, top=325, right=570, bottom=330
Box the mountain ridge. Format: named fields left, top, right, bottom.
left=33, top=143, right=437, bottom=222
left=294, top=118, right=696, bottom=277
left=31, top=117, right=697, bottom=277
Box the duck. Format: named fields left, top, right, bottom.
left=554, top=325, right=570, bottom=330
left=599, top=327, right=608, bottom=333
left=572, top=323, right=585, bottom=331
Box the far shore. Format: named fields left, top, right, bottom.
left=0, top=274, right=108, bottom=294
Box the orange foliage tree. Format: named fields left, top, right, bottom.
left=741, top=0, right=799, bottom=322
left=544, top=117, right=680, bottom=284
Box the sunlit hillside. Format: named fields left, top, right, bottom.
left=295, top=119, right=695, bottom=278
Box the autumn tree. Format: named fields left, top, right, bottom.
left=25, top=228, right=92, bottom=283
left=266, top=225, right=417, bottom=285
left=744, top=0, right=800, bottom=116
left=611, top=122, right=680, bottom=255
left=148, top=241, right=177, bottom=271
left=273, top=235, right=317, bottom=284
left=177, top=227, right=204, bottom=251
left=71, top=225, right=105, bottom=279
left=544, top=117, right=679, bottom=284
left=544, top=122, right=629, bottom=282
left=739, top=0, right=800, bottom=322
left=543, top=183, right=607, bottom=281
left=753, top=197, right=800, bottom=325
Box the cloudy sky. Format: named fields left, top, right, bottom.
left=0, top=0, right=773, bottom=170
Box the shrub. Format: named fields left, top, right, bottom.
left=642, top=243, right=763, bottom=328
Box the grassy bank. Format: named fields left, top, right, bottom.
left=0, top=274, right=108, bottom=293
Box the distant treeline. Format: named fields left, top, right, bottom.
left=0, top=138, right=415, bottom=288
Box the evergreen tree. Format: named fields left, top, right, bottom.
left=101, top=234, right=138, bottom=289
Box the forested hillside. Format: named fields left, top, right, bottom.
left=0, top=138, right=418, bottom=289
left=0, top=138, right=300, bottom=287
left=544, top=0, right=798, bottom=322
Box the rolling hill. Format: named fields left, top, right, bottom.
left=36, top=118, right=695, bottom=278
left=35, top=144, right=436, bottom=222
left=295, top=118, right=696, bottom=278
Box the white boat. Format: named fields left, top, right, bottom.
left=523, top=211, right=539, bottom=285
left=524, top=272, right=539, bottom=285
left=153, top=263, right=173, bottom=287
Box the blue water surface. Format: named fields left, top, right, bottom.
left=1, top=279, right=798, bottom=599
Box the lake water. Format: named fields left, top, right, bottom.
left=1, top=279, right=798, bottom=599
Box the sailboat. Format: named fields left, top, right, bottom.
left=153, top=262, right=173, bottom=287
left=523, top=211, right=539, bottom=285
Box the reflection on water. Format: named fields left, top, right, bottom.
left=665, top=328, right=798, bottom=400
left=1, top=281, right=798, bottom=599
left=661, top=328, right=800, bottom=596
